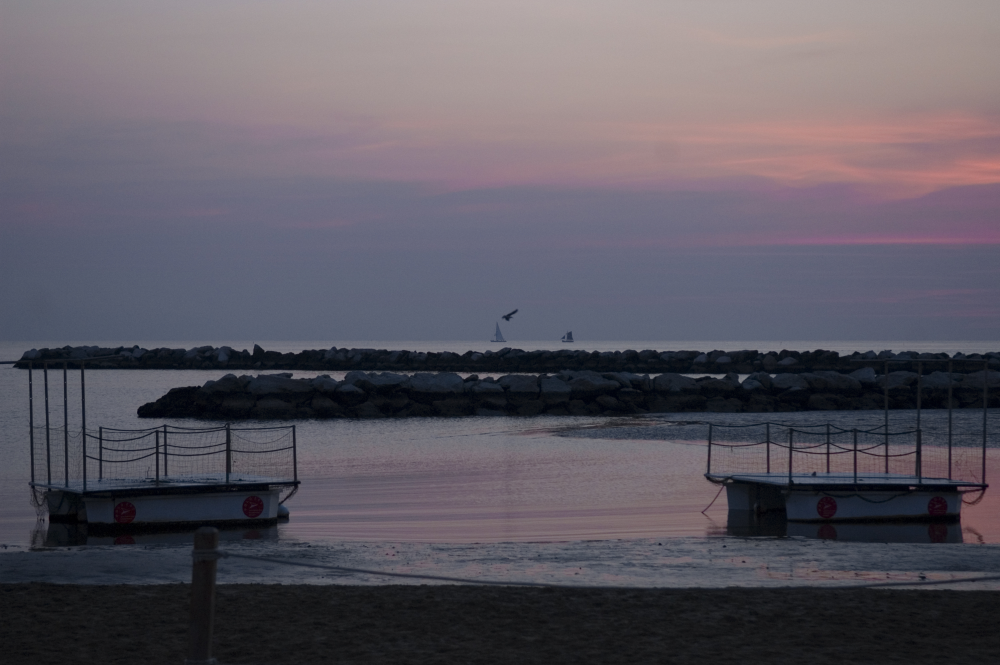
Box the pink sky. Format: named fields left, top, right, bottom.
left=1, top=1, right=999, bottom=340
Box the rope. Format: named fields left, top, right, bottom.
left=701, top=484, right=726, bottom=514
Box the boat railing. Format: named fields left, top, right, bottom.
left=705, top=421, right=986, bottom=486
left=29, top=423, right=298, bottom=493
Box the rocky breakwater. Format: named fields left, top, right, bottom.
left=16, top=344, right=1000, bottom=375
left=137, top=368, right=1000, bottom=420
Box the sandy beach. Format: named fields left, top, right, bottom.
left=3, top=583, right=1000, bottom=664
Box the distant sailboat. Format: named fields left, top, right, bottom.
left=562, top=331, right=574, bottom=343
left=491, top=322, right=506, bottom=343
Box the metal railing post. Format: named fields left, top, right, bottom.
left=28, top=363, right=35, bottom=484
left=186, top=527, right=219, bottom=665
left=765, top=423, right=771, bottom=474
left=163, top=425, right=169, bottom=477
left=706, top=424, right=713, bottom=475
left=916, top=361, right=922, bottom=433
left=852, top=429, right=858, bottom=484
left=884, top=358, right=889, bottom=474
left=81, top=362, right=86, bottom=492
left=155, top=430, right=160, bottom=483
left=98, top=427, right=104, bottom=481
left=225, top=423, right=231, bottom=483
left=44, top=363, right=51, bottom=485
left=947, top=360, right=953, bottom=480
left=292, top=425, right=298, bottom=483
left=916, top=429, right=922, bottom=483
left=787, top=428, right=794, bottom=483
left=984, top=360, right=989, bottom=486
left=825, top=423, right=831, bottom=474
left=63, top=362, right=69, bottom=488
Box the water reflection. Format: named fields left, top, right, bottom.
left=34, top=521, right=279, bottom=547
left=726, top=510, right=963, bottom=543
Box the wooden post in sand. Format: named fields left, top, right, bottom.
left=186, top=527, right=220, bottom=665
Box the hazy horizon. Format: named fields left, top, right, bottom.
left=3, top=2, right=999, bottom=342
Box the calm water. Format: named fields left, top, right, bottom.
left=1, top=339, right=998, bottom=551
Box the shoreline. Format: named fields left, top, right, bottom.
left=3, top=583, right=1000, bottom=664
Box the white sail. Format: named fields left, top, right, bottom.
left=562, top=331, right=574, bottom=342
left=491, top=322, right=506, bottom=343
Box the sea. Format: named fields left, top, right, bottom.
left=2, top=339, right=999, bottom=587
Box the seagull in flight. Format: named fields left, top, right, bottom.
left=502, top=309, right=518, bottom=321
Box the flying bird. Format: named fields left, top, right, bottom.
left=502, top=309, right=518, bottom=321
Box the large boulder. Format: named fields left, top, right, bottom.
left=652, top=373, right=698, bottom=393
left=498, top=375, right=540, bottom=395
left=849, top=367, right=878, bottom=385
left=879, top=371, right=918, bottom=389
left=200, top=374, right=249, bottom=394
left=407, top=373, right=465, bottom=394
left=771, top=374, right=809, bottom=391
left=539, top=377, right=572, bottom=404
left=247, top=374, right=314, bottom=395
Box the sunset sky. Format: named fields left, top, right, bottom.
left=2, top=1, right=999, bottom=342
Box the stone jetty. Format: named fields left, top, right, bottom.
left=16, top=344, right=1000, bottom=375
left=137, top=368, right=1000, bottom=420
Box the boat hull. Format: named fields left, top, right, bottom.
left=81, top=488, right=282, bottom=526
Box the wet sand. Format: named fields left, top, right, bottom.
left=3, top=583, right=999, bottom=664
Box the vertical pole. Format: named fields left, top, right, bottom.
left=155, top=430, right=160, bottom=483
left=44, top=363, right=51, bottom=485
left=916, top=429, right=922, bottom=483
left=292, top=425, right=298, bottom=483
left=706, top=424, right=712, bottom=475
left=766, top=423, right=771, bottom=474
left=984, top=360, right=989, bottom=486
left=225, top=423, right=231, bottom=483
left=81, top=363, right=86, bottom=492
left=63, top=362, right=69, bottom=488
left=916, top=361, right=922, bottom=433
left=163, top=425, right=169, bottom=477
left=187, top=527, right=219, bottom=665
left=787, top=428, right=794, bottom=484
left=852, top=429, right=858, bottom=484
left=948, top=360, right=953, bottom=480
left=99, top=427, right=104, bottom=481
left=884, top=359, right=890, bottom=474
left=825, top=423, right=831, bottom=474
left=28, top=363, right=35, bottom=484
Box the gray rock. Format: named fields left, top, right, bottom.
left=334, top=383, right=367, bottom=406
left=253, top=397, right=295, bottom=418
left=921, top=371, right=956, bottom=389
left=407, top=373, right=465, bottom=394
left=201, top=374, right=248, bottom=394
left=21, top=349, right=40, bottom=360
left=498, top=375, right=540, bottom=395
left=539, top=377, right=572, bottom=403
left=692, top=354, right=708, bottom=364
left=849, top=367, right=878, bottom=384
left=715, top=355, right=732, bottom=365
left=567, top=373, right=620, bottom=396
left=777, top=357, right=798, bottom=366
left=809, top=371, right=862, bottom=394
left=471, top=381, right=505, bottom=394
left=771, top=374, right=809, bottom=391
left=741, top=379, right=766, bottom=391
left=652, top=373, right=698, bottom=393
left=310, top=376, right=342, bottom=393
left=878, top=371, right=918, bottom=389
left=248, top=374, right=313, bottom=395
left=961, top=370, right=1000, bottom=387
